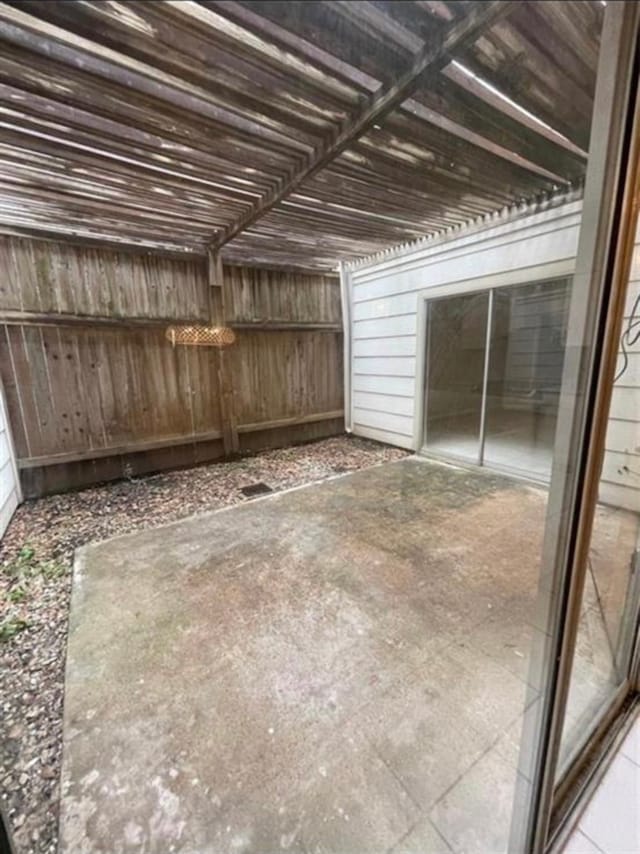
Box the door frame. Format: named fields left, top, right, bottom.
left=513, top=3, right=640, bottom=851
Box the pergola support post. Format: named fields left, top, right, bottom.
left=208, top=251, right=239, bottom=456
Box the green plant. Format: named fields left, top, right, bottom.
left=2, top=546, right=65, bottom=582
left=2, top=547, right=66, bottom=617
left=38, top=560, right=66, bottom=580
left=3, top=545, right=35, bottom=578
left=0, top=616, right=29, bottom=643
left=7, top=584, right=28, bottom=604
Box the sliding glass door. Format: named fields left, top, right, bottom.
left=423, top=278, right=572, bottom=482
left=415, top=5, right=640, bottom=852
left=485, top=279, right=571, bottom=480
left=556, top=227, right=640, bottom=778
left=424, top=291, right=489, bottom=463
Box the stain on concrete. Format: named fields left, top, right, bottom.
left=58, top=458, right=631, bottom=853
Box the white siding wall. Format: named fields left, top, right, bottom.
left=605, top=269, right=640, bottom=510
left=347, top=199, right=640, bottom=511
left=0, top=376, right=20, bottom=539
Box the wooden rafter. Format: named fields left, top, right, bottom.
left=0, top=0, right=602, bottom=269
left=210, top=0, right=581, bottom=185
left=210, top=0, right=521, bottom=250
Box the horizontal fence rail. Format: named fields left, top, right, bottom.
left=0, top=237, right=344, bottom=497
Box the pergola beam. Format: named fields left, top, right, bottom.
left=210, top=0, right=520, bottom=250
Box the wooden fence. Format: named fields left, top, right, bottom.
left=0, top=236, right=343, bottom=498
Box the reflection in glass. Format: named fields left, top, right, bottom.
left=484, top=279, right=572, bottom=480
left=425, top=292, right=489, bottom=462
left=558, top=272, right=640, bottom=774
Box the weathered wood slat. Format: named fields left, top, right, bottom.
left=230, top=331, right=343, bottom=427
left=237, top=409, right=344, bottom=434
left=0, top=310, right=206, bottom=329
left=17, top=429, right=225, bottom=468
left=0, top=323, right=223, bottom=459
left=230, top=322, right=341, bottom=332
left=216, top=348, right=239, bottom=455
left=0, top=0, right=601, bottom=269
left=0, top=236, right=209, bottom=319
left=0, top=238, right=346, bottom=494
left=223, top=266, right=340, bottom=325
left=0, top=3, right=318, bottom=150
left=16, top=0, right=359, bottom=117
left=211, top=1, right=519, bottom=249
left=15, top=410, right=358, bottom=469
left=456, top=0, right=602, bottom=150
left=0, top=224, right=205, bottom=259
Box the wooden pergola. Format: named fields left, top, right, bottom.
left=0, top=0, right=601, bottom=271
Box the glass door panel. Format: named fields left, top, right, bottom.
left=557, top=269, right=640, bottom=774
left=424, top=291, right=489, bottom=462
left=484, top=279, right=572, bottom=481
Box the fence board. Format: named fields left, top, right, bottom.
left=231, top=331, right=343, bottom=425
left=1, top=324, right=222, bottom=460
left=0, top=238, right=345, bottom=496
left=224, top=265, right=341, bottom=324
left=0, top=235, right=209, bottom=320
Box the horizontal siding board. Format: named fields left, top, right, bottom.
left=600, top=450, right=640, bottom=496
left=349, top=203, right=583, bottom=284
left=352, top=407, right=413, bottom=437
left=352, top=356, right=416, bottom=377
left=352, top=375, right=416, bottom=396
left=620, top=278, right=640, bottom=322
left=351, top=423, right=414, bottom=450
left=352, top=293, right=419, bottom=320
left=604, top=264, right=640, bottom=509
left=349, top=199, right=640, bottom=490
left=629, top=244, right=640, bottom=281
left=620, top=280, right=640, bottom=331
left=353, top=314, right=416, bottom=339
left=0, top=371, right=19, bottom=537
left=610, top=387, right=640, bottom=422
left=353, top=336, right=416, bottom=358
left=0, top=372, right=19, bottom=538
left=353, top=391, right=413, bottom=417
left=624, top=274, right=640, bottom=298
left=351, top=204, right=582, bottom=279
left=604, top=419, right=640, bottom=454
left=598, top=481, right=639, bottom=513
left=351, top=223, right=579, bottom=303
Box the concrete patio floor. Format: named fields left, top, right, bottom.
left=59, top=457, right=635, bottom=854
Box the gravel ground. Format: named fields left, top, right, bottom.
left=0, top=435, right=408, bottom=854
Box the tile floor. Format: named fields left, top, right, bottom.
left=563, top=712, right=640, bottom=854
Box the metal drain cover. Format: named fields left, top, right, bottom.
left=240, top=482, right=273, bottom=498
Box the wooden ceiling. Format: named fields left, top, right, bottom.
left=0, top=1, right=603, bottom=270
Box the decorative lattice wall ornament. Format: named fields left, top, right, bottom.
left=165, top=324, right=236, bottom=348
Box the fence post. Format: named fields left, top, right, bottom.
left=208, top=252, right=239, bottom=455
